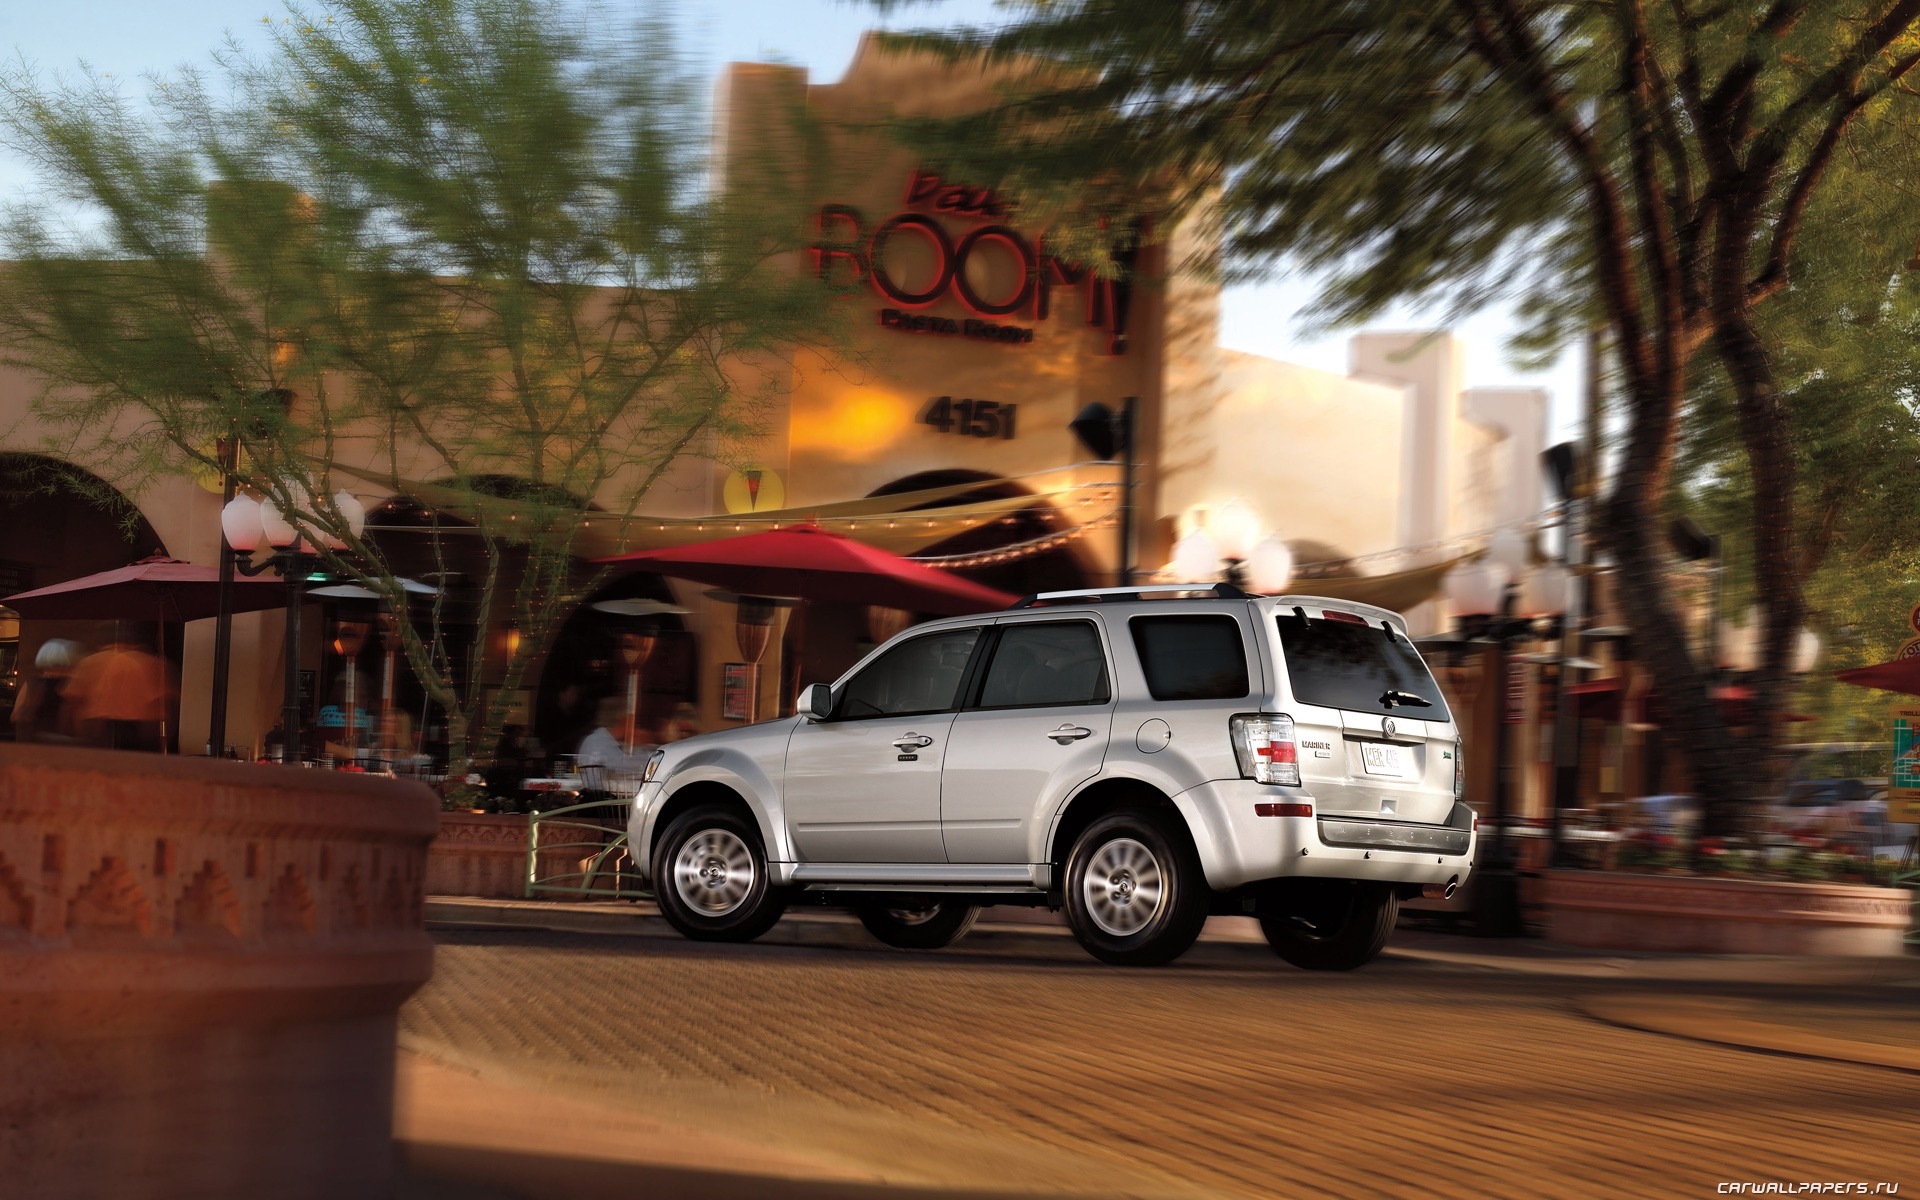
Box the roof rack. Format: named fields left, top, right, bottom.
left=1010, top=582, right=1254, bottom=609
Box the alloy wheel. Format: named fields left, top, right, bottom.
left=1081, top=835, right=1165, bottom=937
left=672, top=828, right=757, bottom=916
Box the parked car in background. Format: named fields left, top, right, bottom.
left=631, top=584, right=1477, bottom=970
left=1769, top=742, right=1905, bottom=856
left=1628, top=793, right=1701, bottom=839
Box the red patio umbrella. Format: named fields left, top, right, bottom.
left=3, top=556, right=291, bottom=755
left=2, top=555, right=288, bottom=623
left=597, top=525, right=1016, bottom=718
left=595, top=524, right=1016, bottom=615
left=1834, top=657, right=1920, bottom=698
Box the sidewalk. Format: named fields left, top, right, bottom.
left=426, top=893, right=1920, bottom=987
left=404, top=896, right=1920, bottom=1197
left=395, top=1050, right=1111, bottom=1200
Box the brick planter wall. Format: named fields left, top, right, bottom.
left=426, top=812, right=532, bottom=899
left=0, top=746, right=438, bottom=1199
left=428, top=810, right=634, bottom=899
left=1544, top=870, right=1912, bottom=957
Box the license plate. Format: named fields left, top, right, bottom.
left=1360, top=742, right=1406, bottom=778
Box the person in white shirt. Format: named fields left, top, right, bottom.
left=576, top=696, right=654, bottom=794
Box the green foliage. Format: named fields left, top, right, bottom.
left=0, top=0, right=847, bottom=770
left=878, top=0, right=1920, bottom=820
left=1671, top=103, right=1920, bottom=740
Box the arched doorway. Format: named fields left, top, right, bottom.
left=871, top=470, right=1096, bottom=599
left=355, top=477, right=612, bottom=767
left=0, top=454, right=169, bottom=742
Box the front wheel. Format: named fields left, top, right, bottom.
left=651, top=805, right=787, bottom=942
left=1063, top=809, right=1210, bottom=966
left=1258, top=880, right=1398, bottom=970
left=856, top=901, right=980, bottom=950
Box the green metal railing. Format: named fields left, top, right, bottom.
left=525, top=796, right=652, bottom=900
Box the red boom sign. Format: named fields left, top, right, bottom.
left=811, top=172, right=1136, bottom=355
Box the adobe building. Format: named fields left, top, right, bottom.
left=0, top=35, right=1548, bottom=767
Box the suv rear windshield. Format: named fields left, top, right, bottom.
left=1276, top=615, right=1449, bottom=719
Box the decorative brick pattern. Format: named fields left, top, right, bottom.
left=0, top=751, right=437, bottom=950
left=0, top=746, right=441, bottom=1200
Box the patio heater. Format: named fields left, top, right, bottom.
left=331, top=618, right=371, bottom=759
left=221, top=488, right=366, bottom=761
left=616, top=629, right=656, bottom=748
left=721, top=593, right=798, bottom=723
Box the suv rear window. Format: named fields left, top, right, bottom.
left=1276, top=615, right=1449, bottom=719
left=1129, top=615, right=1250, bottom=701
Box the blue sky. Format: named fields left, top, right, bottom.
left=0, top=0, right=1581, bottom=434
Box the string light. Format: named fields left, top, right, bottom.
left=914, top=520, right=1097, bottom=569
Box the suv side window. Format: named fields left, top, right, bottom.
left=834, top=627, right=982, bottom=719
left=973, top=621, right=1110, bottom=709
left=1129, top=615, right=1250, bottom=701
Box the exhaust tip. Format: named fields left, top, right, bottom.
left=1422, top=875, right=1461, bottom=901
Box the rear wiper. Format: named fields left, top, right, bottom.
left=1380, top=689, right=1433, bottom=709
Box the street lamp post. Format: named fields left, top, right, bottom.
left=208, top=427, right=240, bottom=757
left=1542, top=440, right=1587, bottom=869
left=220, top=489, right=366, bottom=761
left=1441, top=558, right=1529, bottom=936
left=1070, top=397, right=1138, bottom=585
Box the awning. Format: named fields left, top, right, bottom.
left=322, top=461, right=1119, bottom=557
left=1834, top=656, right=1920, bottom=698
left=1569, top=677, right=1622, bottom=720
left=1285, top=557, right=1460, bottom=612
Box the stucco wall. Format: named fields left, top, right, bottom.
left=1158, top=350, right=1405, bottom=565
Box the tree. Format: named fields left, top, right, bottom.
left=880, top=1, right=1920, bottom=832
left=0, top=0, right=839, bottom=773
left=1674, top=114, right=1920, bottom=741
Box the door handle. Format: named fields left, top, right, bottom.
left=1048, top=724, right=1093, bottom=744
left=892, top=734, right=935, bottom=750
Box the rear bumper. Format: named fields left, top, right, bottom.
left=1172, top=778, right=1476, bottom=891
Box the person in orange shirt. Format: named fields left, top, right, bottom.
left=63, top=635, right=176, bottom=752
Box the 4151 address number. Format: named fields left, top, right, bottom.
left=920, top=396, right=1016, bottom=439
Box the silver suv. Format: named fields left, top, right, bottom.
left=630, top=584, right=1477, bottom=969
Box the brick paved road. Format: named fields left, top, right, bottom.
left=403, top=929, right=1919, bottom=1199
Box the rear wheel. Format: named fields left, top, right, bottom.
left=1259, top=880, right=1398, bottom=970
left=651, top=805, right=787, bottom=942
left=1063, top=809, right=1210, bottom=966
left=856, top=900, right=980, bottom=950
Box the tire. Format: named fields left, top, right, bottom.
left=1258, top=880, right=1398, bottom=971
left=1062, top=808, right=1211, bottom=966
left=855, top=900, right=980, bottom=950
left=651, top=804, right=787, bottom=942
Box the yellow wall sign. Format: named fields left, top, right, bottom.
left=1890, top=705, right=1920, bottom=821
left=722, top=467, right=785, bottom=515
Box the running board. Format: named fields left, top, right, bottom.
left=800, top=882, right=1046, bottom=895
left=786, top=862, right=1039, bottom=887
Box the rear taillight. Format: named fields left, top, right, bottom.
left=1453, top=735, right=1464, bottom=801
left=1231, top=714, right=1301, bottom=787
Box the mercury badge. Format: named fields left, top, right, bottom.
left=1382, top=717, right=1397, bottom=739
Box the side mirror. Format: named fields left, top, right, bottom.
left=801, top=683, right=833, bottom=722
